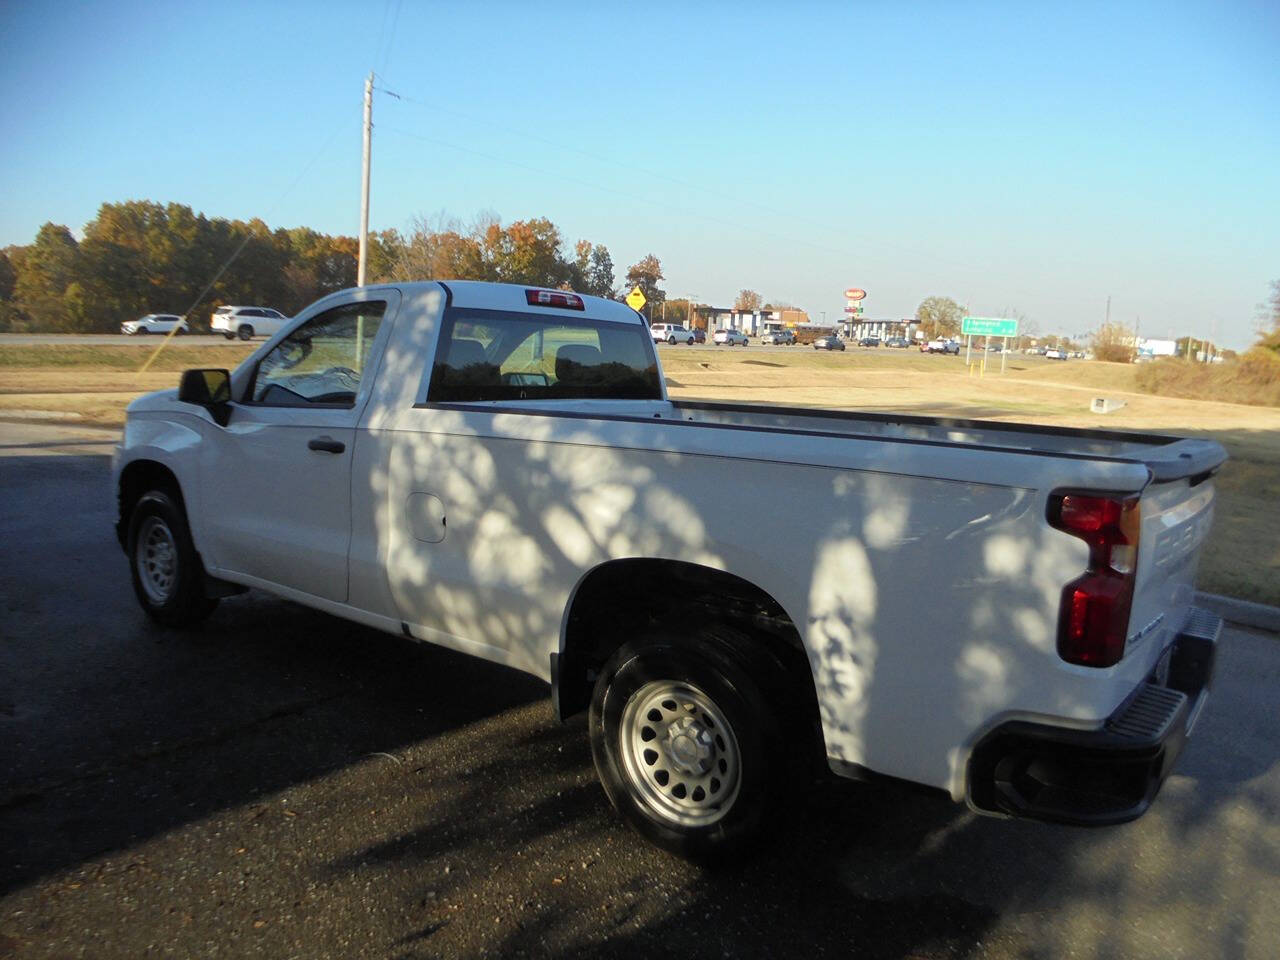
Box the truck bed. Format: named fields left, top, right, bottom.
left=673, top=400, right=1227, bottom=484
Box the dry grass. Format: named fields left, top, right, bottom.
left=0, top=342, right=256, bottom=371
left=1134, top=349, right=1280, bottom=408
left=2, top=341, right=1276, bottom=605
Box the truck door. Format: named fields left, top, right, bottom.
left=198, top=292, right=398, bottom=602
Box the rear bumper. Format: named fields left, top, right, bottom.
left=966, top=608, right=1220, bottom=826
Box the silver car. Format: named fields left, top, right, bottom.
left=714, top=329, right=750, bottom=346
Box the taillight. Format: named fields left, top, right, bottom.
left=1048, top=493, right=1141, bottom=667
left=525, top=289, right=585, bottom=310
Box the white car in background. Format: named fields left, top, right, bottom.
left=1045, top=348, right=1069, bottom=361
left=713, top=328, right=749, bottom=346
left=121, top=314, right=188, bottom=336
left=649, top=323, right=695, bottom=345
left=211, top=305, right=289, bottom=341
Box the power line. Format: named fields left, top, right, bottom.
left=376, top=0, right=403, bottom=77
left=135, top=120, right=347, bottom=376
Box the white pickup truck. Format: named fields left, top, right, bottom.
left=113, top=282, right=1226, bottom=856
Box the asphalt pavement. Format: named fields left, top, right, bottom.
left=1, top=422, right=1277, bottom=959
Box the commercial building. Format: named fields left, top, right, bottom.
left=846, top=318, right=920, bottom=341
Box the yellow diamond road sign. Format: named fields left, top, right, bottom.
left=625, top=286, right=647, bottom=311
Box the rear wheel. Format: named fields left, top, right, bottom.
left=589, top=628, right=787, bottom=858
left=237, top=324, right=254, bottom=341
left=667, top=335, right=676, bottom=344
left=127, top=489, right=218, bottom=627
left=223, top=332, right=235, bottom=340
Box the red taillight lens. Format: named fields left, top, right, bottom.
left=525, top=289, right=585, bottom=310
left=1048, top=493, right=1141, bottom=667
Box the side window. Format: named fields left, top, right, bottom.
left=427, top=308, right=660, bottom=403
left=250, top=301, right=386, bottom=406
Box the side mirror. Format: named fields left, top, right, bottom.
left=178, top=368, right=232, bottom=426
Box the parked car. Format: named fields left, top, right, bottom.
left=1045, top=348, right=1069, bottom=360
left=211, top=306, right=289, bottom=341
left=813, top=335, right=845, bottom=351
left=761, top=329, right=795, bottom=346
left=650, top=323, right=696, bottom=345
left=713, top=328, right=750, bottom=346
left=691, top=327, right=707, bottom=344
left=122, top=314, right=188, bottom=336
left=925, top=339, right=961, bottom=355
left=115, top=279, right=1226, bottom=859
left=884, top=337, right=911, bottom=348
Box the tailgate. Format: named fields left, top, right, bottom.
left=1127, top=475, right=1218, bottom=660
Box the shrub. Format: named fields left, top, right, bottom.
left=1091, top=322, right=1136, bottom=363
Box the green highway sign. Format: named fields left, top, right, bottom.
left=962, top=316, right=1019, bottom=337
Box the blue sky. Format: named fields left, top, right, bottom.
left=2, top=1, right=1276, bottom=348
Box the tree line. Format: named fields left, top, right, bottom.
left=0, top=201, right=674, bottom=333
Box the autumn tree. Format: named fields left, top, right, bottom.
left=3, top=202, right=622, bottom=331
left=914, top=296, right=964, bottom=339
left=570, top=240, right=616, bottom=299
left=13, top=223, right=80, bottom=330
left=735, top=289, right=762, bottom=312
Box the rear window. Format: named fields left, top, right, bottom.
left=427, top=307, right=661, bottom=403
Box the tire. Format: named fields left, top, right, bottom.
left=126, top=489, right=218, bottom=627
left=175, top=327, right=186, bottom=336
left=589, top=628, right=787, bottom=858
left=238, top=325, right=254, bottom=341
left=136, top=328, right=148, bottom=335
left=667, top=336, right=676, bottom=345
left=223, top=332, right=235, bottom=340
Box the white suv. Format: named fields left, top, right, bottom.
left=121, top=314, right=188, bottom=336
left=650, top=323, right=695, bottom=345
left=211, top=305, right=289, bottom=341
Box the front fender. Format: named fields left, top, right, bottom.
left=116, top=411, right=208, bottom=553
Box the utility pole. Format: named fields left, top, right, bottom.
left=357, top=71, right=373, bottom=287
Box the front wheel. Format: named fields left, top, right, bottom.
left=127, top=489, right=218, bottom=627
left=238, top=325, right=254, bottom=341
left=589, top=630, right=786, bottom=858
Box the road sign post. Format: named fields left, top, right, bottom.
left=962, top=317, right=1018, bottom=375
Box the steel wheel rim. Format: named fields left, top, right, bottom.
left=619, top=679, right=741, bottom=828
left=135, top=516, right=178, bottom=604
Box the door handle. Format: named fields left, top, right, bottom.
left=308, top=436, right=345, bottom=454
